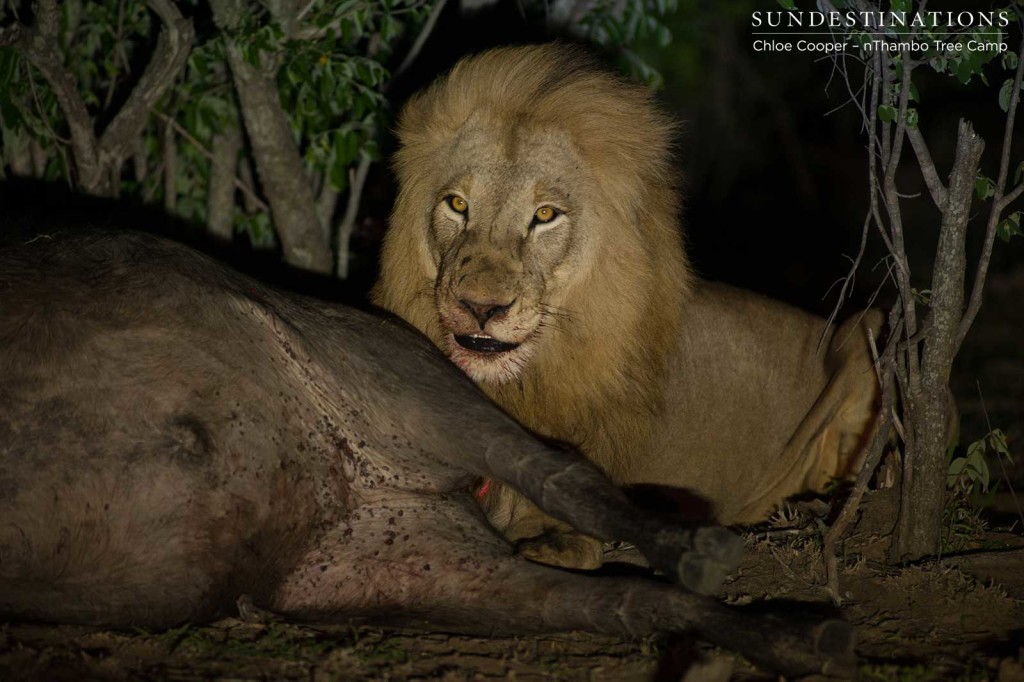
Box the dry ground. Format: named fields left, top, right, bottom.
left=3, top=516, right=1024, bottom=682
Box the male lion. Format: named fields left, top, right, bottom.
left=373, top=44, right=881, bottom=569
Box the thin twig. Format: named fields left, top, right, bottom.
left=823, top=310, right=901, bottom=603
left=14, top=0, right=102, bottom=190
left=335, top=151, right=371, bottom=279
left=394, top=0, right=448, bottom=80
left=906, top=127, right=947, bottom=208
left=102, top=0, right=127, bottom=112
left=998, top=182, right=1024, bottom=212
left=152, top=110, right=269, bottom=213
left=329, top=0, right=448, bottom=278
left=768, top=546, right=815, bottom=589
left=820, top=214, right=870, bottom=355
left=99, top=0, right=195, bottom=165
left=882, top=48, right=921, bottom=391
left=163, top=118, right=177, bottom=212
left=977, top=382, right=1024, bottom=531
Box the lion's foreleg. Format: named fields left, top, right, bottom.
left=480, top=483, right=606, bottom=569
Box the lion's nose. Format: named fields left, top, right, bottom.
left=459, top=298, right=515, bottom=329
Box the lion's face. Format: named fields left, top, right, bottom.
left=425, top=118, right=595, bottom=385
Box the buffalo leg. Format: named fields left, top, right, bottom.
left=469, top=430, right=743, bottom=593
left=273, top=496, right=855, bottom=678
left=377, top=324, right=742, bottom=590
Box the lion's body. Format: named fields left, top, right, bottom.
left=374, top=45, right=879, bottom=564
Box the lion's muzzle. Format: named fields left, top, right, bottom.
left=458, top=297, right=515, bottom=329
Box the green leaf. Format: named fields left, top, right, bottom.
left=0, top=98, right=21, bottom=130
left=956, top=57, right=974, bottom=85
left=999, top=78, right=1016, bottom=113
left=975, top=174, right=995, bottom=200
left=890, top=0, right=910, bottom=13
left=656, top=24, right=672, bottom=48
left=1003, top=50, right=1019, bottom=71
left=988, top=429, right=1011, bottom=459
left=948, top=456, right=968, bottom=480
left=905, top=108, right=918, bottom=129
left=1014, top=161, right=1024, bottom=186
left=776, top=0, right=795, bottom=9
left=965, top=442, right=990, bottom=492
left=997, top=212, right=1023, bottom=242
left=909, top=81, right=919, bottom=102
left=329, top=156, right=347, bottom=191
left=878, top=104, right=897, bottom=122
left=929, top=56, right=947, bottom=74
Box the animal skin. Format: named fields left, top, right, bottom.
left=0, top=230, right=853, bottom=676
left=374, top=44, right=882, bottom=569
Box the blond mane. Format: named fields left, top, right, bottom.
left=374, top=44, right=692, bottom=478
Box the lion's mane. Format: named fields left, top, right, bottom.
left=374, top=45, right=692, bottom=478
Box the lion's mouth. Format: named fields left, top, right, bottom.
left=454, top=333, right=521, bottom=354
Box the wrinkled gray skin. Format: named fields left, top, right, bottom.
left=0, top=231, right=853, bottom=677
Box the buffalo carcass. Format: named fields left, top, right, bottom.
left=0, top=230, right=853, bottom=676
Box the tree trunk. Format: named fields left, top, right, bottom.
left=891, top=121, right=985, bottom=561
left=7, top=0, right=193, bottom=197
left=210, top=0, right=331, bottom=273
left=207, top=122, right=243, bottom=241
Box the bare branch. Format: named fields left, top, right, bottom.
left=395, top=0, right=449, bottom=80
left=977, top=382, right=1024, bottom=531
left=880, top=49, right=921, bottom=387
left=102, top=0, right=128, bottom=112
left=923, top=120, right=983, bottom=377
left=879, top=50, right=893, bottom=165
left=153, top=110, right=269, bottom=213
left=860, top=50, right=917, bottom=400
left=865, top=57, right=900, bottom=263
left=6, top=0, right=193, bottom=195
left=823, top=308, right=901, bottom=603
left=958, top=35, right=1024, bottom=349
left=99, top=0, right=195, bottom=166
left=207, top=123, right=244, bottom=241
left=316, top=182, right=340, bottom=238
left=4, top=129, right=34, bottom=177
left=211, top=0, right=331, bottom=272
left=998, top=182, right=1024, bottom=212
left=336, top=151, right=371, bottom=279
left=13, top=0, right=102, bottom=191
left=906, top=127, right=947, bottom=208
left=163, top=119, right=177, bottom=213
left=820, top=212, right=869, bottom=354
left=132, top=134, right=148, bottom=183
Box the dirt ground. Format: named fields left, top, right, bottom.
left=3, top=521, right=1024, bottom=682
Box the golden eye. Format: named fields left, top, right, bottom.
left=447, top=195, right=468, bottom=214
left=534, top=206, right=557, bottom=223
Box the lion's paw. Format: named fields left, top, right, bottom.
left=515, top=529, right=604, bottom=570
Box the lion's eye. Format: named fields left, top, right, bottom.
left=447, top=195, right=469, bottom=214
left=534, top=206, right=558, bottom=224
